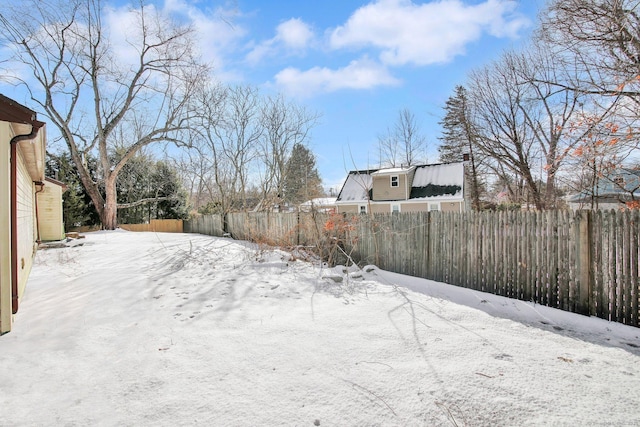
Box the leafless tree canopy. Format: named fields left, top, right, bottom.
left=436, top=0, right=640, bottom=210
left=377, top=108, right=427, bottom=168
left=183, top=85, right=320, bottom=214
left=0, top=0, right=208, bottom=228
left=540, top=0, right=640, bottom=95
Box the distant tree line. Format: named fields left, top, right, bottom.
left=437, top=0, right=640, bottom=211
left=179, top=84, right=324, bottom=217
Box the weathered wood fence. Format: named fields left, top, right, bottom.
left=120, top=219, right=183, bottom=233
left=185, top=212, right=328, bottom=247
left=185, top=210, right=640, bottom=327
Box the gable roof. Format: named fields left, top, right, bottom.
left=336, top=162, right=464, bottom=203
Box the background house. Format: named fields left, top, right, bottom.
left=335, top=162, right=466, bottom=214
left=299, top=197, right=337, bottom=213
left=0, top=94, right=47, bottom=334
left=567, top=168, right=640, bottom=210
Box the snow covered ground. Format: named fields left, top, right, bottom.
left=1, top=230, right=639, bottom=426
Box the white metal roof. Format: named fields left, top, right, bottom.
left=412, top=162, right=464, bottom=187
left=371, top=166, right=415, bottom=176
left=336, top=172, right=373, bottom=202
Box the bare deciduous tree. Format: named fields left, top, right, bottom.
left=257, top=94, right=318, bottom=210
left=540, top=0, right=640, bottom=100
left=535, top=0, right=640, bottom=209
left=467, top=45, right=600, bottom=209
left=0, top=0, right=208, bottom=229
left=467, top=53, right=543, bottom=209
left=377, top=108, right=427, bottom=168
left=183, top=86, right=319, bottom=214
left=191, top=84, right=261, bottom=214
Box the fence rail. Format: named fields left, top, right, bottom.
left=185, top=210, right=640, bottom=327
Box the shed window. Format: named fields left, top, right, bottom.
left=359, top=205, right=367, bottom=214
left=429, top=203, right=439, bottom=212
left=391, top=204, right=400, bottom=213
left=390, top=175, right=399, bottom=187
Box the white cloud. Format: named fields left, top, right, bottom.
left=246, top=18, right=314, bottom=64
left=102, top=0, right=246, bottom=81
left=274, top=57, right=401, bottom=97
left=330, top=0, right=530, bottom=66
left=161, top=0, right=246, bottom=77
left=104, top=5, right=150, bottom=68
left=277, top=18, right=314, bottom=49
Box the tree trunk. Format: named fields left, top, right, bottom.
left=522, top=170, right=544, bottom=210
left=102, top=178, right=118, bottom=230
left=545, top=167, right=558, bottom=209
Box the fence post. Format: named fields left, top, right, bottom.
left=577, top=210, right=593, bottom=315
left=297, top=210, right=301, bottom=247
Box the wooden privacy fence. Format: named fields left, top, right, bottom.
left=343, top=210, right=639, bottom=327
left=184, top=210, right=640, bottom=327
left=184, top=215, right=225, bottom=237
left=119, top=219, right=183, bottom=233
left=185, top=212, right=329, bottom=247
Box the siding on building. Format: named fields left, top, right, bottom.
left=441, top=201, right=463, bottom=213
left=372, top=173, right=410, bottom=201
left=370, top=203, right=390, bottom=214
left=37, top=179, right=66, bottom=241
left=0, top=108, right=46, bottom=334
left=400, top=202, right=428, bottom=213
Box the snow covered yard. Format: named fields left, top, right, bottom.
left=1, top=230, right=639, bottom=427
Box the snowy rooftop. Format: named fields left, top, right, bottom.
left=336, top=162, right=465, bottom=202
left=371, top=166, right=415, bottom=175
left=336, top=171, right=374, bottom=201
left=409, top=162, right=464, bottom=200
left=412, top=162, right=464, bottom=187
left=300, top=197, right=337, bottom=207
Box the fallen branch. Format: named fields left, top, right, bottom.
left=344, top=379, right=397, bottom=416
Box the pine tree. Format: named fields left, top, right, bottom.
left=439, top=86, right=471, bottom=162
left=438, top=85, right=484, bottom=210
left=282, top=144, right=324, bottom=206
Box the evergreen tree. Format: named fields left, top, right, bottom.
left=152, top=161, right=189, bottom=220
left=115, top=150, right=189, bottom=223
left=438, top=85, right=484, bottom=210
left=282, top=144, right=324, bottom=205
left=439, top=86, right=472, bottom=162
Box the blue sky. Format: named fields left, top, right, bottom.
left=184, top=0, right=546, bottom=190
left=3, top=0, right=547, bottom=191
